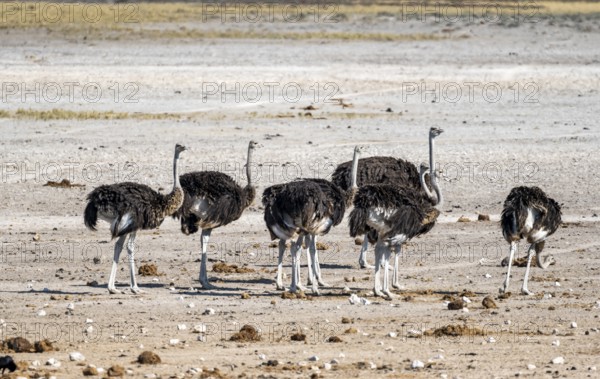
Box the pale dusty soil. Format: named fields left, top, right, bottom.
left=1, top=11, right=600, bottom=379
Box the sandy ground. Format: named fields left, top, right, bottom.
left=1, top=6, right=600, bottom=379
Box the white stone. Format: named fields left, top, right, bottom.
left=169, top=339, right=180, bottom=345
left=407, top=329, right=422, bottom=338
left=411, top=360, right=425, bottom=369
left=85, top=325, right=94, bottom=335
left=369, top=362, right=377, bottom=369
left=431, top=354, right=444, bottom=360
left=69, top=352, right=85, bottom=361
left=323, top=363, right=332, bottom=370
left=67, top=303, right=75, bottom=310
left=37, top=310, right=47, bottom=316
left=330, top=359, right=339, bottom=365
left=193, top=324, right=207, bottom=333
left=203, top=308, right=215, bottom=315
left=31, top=360, right=41, bottom=367
left=484, top=273, right=492, bottom=278
left=144, top=374, right=157, bottom=379
left=46, top=358, right=61, bottom=368
left=177, top=324, right=187, bottom=330
left=85, top=318, right=93, bottom=324
left=187, top=303, right=195, bottom=308
left=308, top=355, right=319, bottom=362
left=527, top=364, right=536, bottom=370
left=388, top=332, right=397, bottom=338
left=188, top=368, right=202, bottom=374
left=571, top=322, right=577, bottom=329
left=487, top=337, right=496, bottom=343
left=462, top=296, right=472, bottom=303
left=348, top=293, right=370, bottom=305
left=552, top=340, right=560, bottom=346
left=258, top=354, right=266, bottom=360
left=552, top=356, right=565, bottom=364
left=555, top=281, right=561, bottom=287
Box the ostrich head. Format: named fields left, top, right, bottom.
left=175, top=144, right=186, bottom=157
left=429, top=127, right=444, bottom=138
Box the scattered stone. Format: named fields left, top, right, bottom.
left=482, top=296, right=498, bottom=309
left=138, top=351, right=161, bottom=364
left=457, top=216, right=470, bottom=223
left=308, top=356, right=319, bottom=362
left=169, top=339, right=179, bottom=345
left=193, top=324, right=207, bottom=333
left=203, top=307, right=215, bottom=315
left=86, top=280, right=99, bottom=287
left=327, top=336, right=343, bottom=343
left=553, top=340, right=560, bottom=346
left=411, top=360, right=425, bottom=369
left=241, top=293, right=251, bottom=299
left=69, top=352, right=85, bottom=361
left=138, top=264, right=159, bottom=276
left=354, top=238, right=363, bottom=245
left=107, top=365, right=125, bottom=377
left=258, top=354, right=266, bottom=360
left=46, top=358, right=61, bottom=368
left=177, top=324, right=187, bottom=331
left=478, top=214, right=490, bottom=221
left=387, top=332, right=397, bottom=338
left=67, top=303, right=75, bottom=311
left=35, top=339, right=55, bottom=352
left=344, top=327, right=358, bottom=334
left=424, top=325, right=484, bottom=337
left=348, top=293, right=371, bottom=305
left=83, top=366, right=98, bottom=376
left=447, top=299, right=465, bottom=310
left=341, top=317, right=352, bottom=324
left=230, top=325, right=261, bottom=342
left=291, top=333, right=306, bottom=341
left=552, top=357, right=565, bottom=365
left=498, top=292, right=512, bottom=300
left=315, top=241, right=329, bottom=250
left=571, top=322, right=578, bottom=329
left=37, top=310, right=47, bottom=317
left=527, top=364, right=536, bottom=370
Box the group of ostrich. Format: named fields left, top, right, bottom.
left=84, top=128, right=562, bottom=298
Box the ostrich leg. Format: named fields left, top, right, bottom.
left=373, top=241, right=385, bottom=297
left=521, top=243, right=536, bottom=295
left=290, top=235, right=306, bottom=293
left=500, top=241, right=517, bottom=294
left=199, top=229, right=215, bottom=289
left=312, top=235, right=328, bottom=287
left=307, top=234, right=320, bottom=295
left=358, top=236, right=374, bottom=269
left=126, top=232, right=143, bottom=294
left=108, top=235, right=127, bottom=294
left=275, top=239, right=286, bottom=290
left=382, top=245, right=393, bottom=298
left=392, top=244, right=403, bottom=289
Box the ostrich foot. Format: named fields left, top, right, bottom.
left=521, top=288, right=534, bottom=296
left=276, top=283, right=285, bottom=291
left=307, top=278, right=313, bottom=286
left=200, top=280, right=216, bottom=290
left=383, top=290, right=394, bottom=299
left=392, top=282, right=404, bottom=290
left=359, top=260, right=375, bottom=269
left=317, top=279, right=329, bottom=287
left=130, top=286, right=144, bottom=294
left=290, top=284, right=307, bottom=294
left=108, top=287, right=123, bottom=295
left=373, top=288, right=385, bottom=297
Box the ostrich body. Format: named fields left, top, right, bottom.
left=0, top=356, right=17, bottom=374
left=84, top=144, right=186, bottom=294
left=332, top=149, right=431, bottom=269
left=499, top=186, right=562, bottom=295
left=263, top=146, right=363, bottom=294
left=175, top=141, right=258, bottom=289
left=349, top=128, right=444, bottom=298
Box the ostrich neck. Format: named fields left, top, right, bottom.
left=536, top=254, right=552, bottom=269
left=246, top=146, right=253, bottom=186
left=420, top=168, right=434, bottom=199
left=345, top=149, right=360, bottom=205
left=164, top=151, right=183, bottom=216
left=429, top=137, right=444, bottom=210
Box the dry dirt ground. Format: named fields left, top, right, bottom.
left=1, top=2, right=600, bottom=378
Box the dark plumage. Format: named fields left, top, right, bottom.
left=84, top=144, right=186, bottom=294
left=332, top=153, right=432, bottom=269
left=0, top=355, right=16, bottom=374
left=348, top=127, right=444, bottom=298
left=175, top=141, right=258, bottom=289
left=499, top=186, right=562, bottom=295
left=264, top=146, right=364, bottom=294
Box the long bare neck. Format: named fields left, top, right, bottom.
left=164, top=150, right=183, bottom=216
left=243, top=144, right=256, bottom=208
left=345, top=148, right=360, bottom=205
left=429, top=136, right=443, bottom=210
left=419, top=166, right=434, bottom=199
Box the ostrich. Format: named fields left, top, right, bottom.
left=84, top=144, right=186, bottom=294
left=175, top=141, right=258, bottom=289
left=499, top=186, right=562, bottom=295
left=349, top=127, right=444, bottom=298
left=332, top=139, right=432, bottom=269
left=263, top=145, right=364, bottom=294
left=0, top=356, right=16, bottom=374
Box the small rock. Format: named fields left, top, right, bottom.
left=241, top=293, right=251, bottom=299
left=258, top=354, right=266, bottom=360
left=308, top=356, right=319, bottom=362
left=46, top=358, right=61, bottom=368
left=552, top=340, right=560, bottom=346
left=323, top=362, right=332, bottom=370
left=571, top=322, right=578, bottom=328
left=83, top=366, right=98, bottom=376
left=482, top=296, right=498, bottom=309
left=552, top=356, right=565, bottom=364
left=107, top=365, right=125, bottom=377
left=457, top=216, right=470, bottom=223
left=69, top=352, right=85, bottom=361
left=484, top=273, right=492, bottom=278
left=478, top=214, right=490, bottom=221
left=487, top=337, right=496, bottom=343
left=369, top=362, right=377, bottom=369
left=37, top=310, right=47, bottom=317
left=187, top=303, right=195, bottom=308
left=203, top=308, right=215, bottom=315
left=177, top=324, right=187, bottom=331
left=193, top=324, right=207, bottom=333
left=462, top=296, right=471, bottom=303
left=411, top=360, right=425, bottom=369
left=169, top=339, right=180, bottom=345
left=527, top=364, right=536, bottom=370
left=388, top=332, right=397, bottom=338
left=33, top=233, right=40, bottom=241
